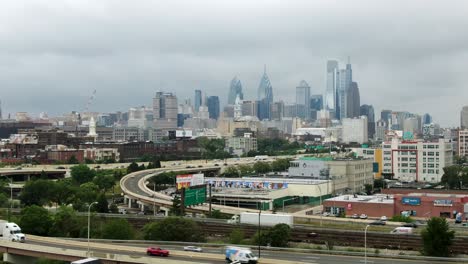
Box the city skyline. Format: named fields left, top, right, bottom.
left=1, top=1, right=468, bottom=126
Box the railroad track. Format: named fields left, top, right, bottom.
left=95, top=215, right=468, bottom=254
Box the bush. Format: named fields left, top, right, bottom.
left=143, top=217, right=205, bottom=242
left=390, top=215, right=413, bottom=223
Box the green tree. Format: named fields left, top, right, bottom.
left=19, top=179, right=54, bottom=206
left=102, top=219, right=134, bottom=240
left=223, top=166, right=240, bottom=177
left=373, top=178, right=385, bottom=189
left=251, top=230, right=270, bottom=246
left=271, top=158, right=292, bottom=172
left=49, top=180, right=76, bottom=206
left=96, top=193, right=109, bottom=213
left=93, top=174, right=115, bottom=192
left=75, top=182, right=99, bottom=205
left=268, top=224, right=291, bottom=247
left=440, top=165, right=462, bottom=189
left=70, top=164, right=96, bottom=185
left=49, top=206, right=82, bottom=237
left=67, top=155, right=80, bottom=164
left=170, top=195, right=183, bottom=216
left=421, top=217, right=455, bottom=257
left=229, top=228, right=245, bottom=244
left=238, top=164, right=254, bottom=176
left=253, top=162, right=271, bottom=174
left=364, top=184, right=373, bottom=194
left=143, top=217, right=205, bottom=242
left=127, top=162, right=139, bottom=174
left=19, top=205, right=53, bottom=236
left=197, top=137, right=231, bottom=160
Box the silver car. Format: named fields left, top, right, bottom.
left=183, top=246, right=203, bottom=252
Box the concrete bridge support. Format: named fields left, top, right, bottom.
left=3, top=253, right=37, bottom=264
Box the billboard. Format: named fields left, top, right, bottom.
left=208, top=179, right=288, bottom=190
left=176, top=130, right=193, bottom=138
left=9, top=134, right=38, bottom=144
left=402, top=197, right=421, bottom=205
left=434, top=199, right=453, bottom=207
left=176, top=173, right=204, bottom=190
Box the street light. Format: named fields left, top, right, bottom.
left=316, top=184, right=322, bottom=226
left=364, top=224, right=370, bottom=264
left=87, top=201, right=98, bottom=257
left=8, top=178, right=13, bottom=222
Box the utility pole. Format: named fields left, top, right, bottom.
left=208, top=184, right=212, bottom=217
left=180, top=187, right=185, bottom=216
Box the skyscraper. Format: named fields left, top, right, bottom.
left=325, top=60, right=339, bottom=112
left=381, top=110, right=392, bottom=125
left=257, top=66, right=273, bottom=120
left=462, top=106, right=468, bottom=129
left=360, top=104, right=375, bottom=139
left=207, top=96, right=220, bottom=120
left=153, top=92, right=178, bottom=129
left=228, top=77, right=244, bottom=105
left=346, top=81, right=360, bottom=118
left=295, top=80, right=311, bottom=120
left=422, top=113, right=432, bottom=125
left=194, top=90, right=202, bottom=112
left=337, top=59, right=353, bottom=120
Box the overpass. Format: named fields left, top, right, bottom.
left=0, top=168, right=66, bottom=182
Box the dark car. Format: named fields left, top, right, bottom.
left=146, top=247, right=169, bottom=257
left=369, top=220, right=386, bottom=226
left=402, top=222, right=418, bottom=228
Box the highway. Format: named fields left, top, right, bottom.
left=26, top=236, right=450, bottom=264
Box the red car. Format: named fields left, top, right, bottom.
left=146, top=247, right=169, bottom=257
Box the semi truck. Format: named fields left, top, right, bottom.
left=227, top=212, right=293, bottom=227
left=225, top=246, right=258, bottom=264
left=0, top=221, right=26, bottom=242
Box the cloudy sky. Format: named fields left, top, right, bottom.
left=1, top=0, right=467, bottom=126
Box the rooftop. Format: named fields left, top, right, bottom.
left=326, top=194, right=394, bottom=204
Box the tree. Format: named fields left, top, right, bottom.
left=127, top=162, right=139, bottom=174
left=49, top=206, right=82, bottom=237
left=19, top=205, right=53, bottom=236
left=229, top=228, right=245, bottom=244
left=49, top=180, right=76, bottom=206
left=102, top=219, right=134, bottom=240
left=441, top=165, right=462, bottom=189
left=96, top=193, right=109, bottom=213
left=238, top=165, right=254, bottom=176
left=253, top=162, right=271, bottom=174
left=421, top=217, right=455, bottom=257
left=93, top=174, right=115, bottom=192
left=71, top=164, right=96, bottom=185
left=67, top=155, right=80, bottom=164
left=169, top=195, right=183, bottom=216
left=364, top=184, right=373, bottom=195
left=143, top=217, right=205, bottom=242
left=223, top=166, right=240, bottom=177
left=19, top=179, right=54, bottom=206
left=373, top=179, right=385, bottom=189
left=75, top=182, right=99, bottom=205
left=271, top=158, right=292, bottom=172
left=268, top=224, right=291, bottom=247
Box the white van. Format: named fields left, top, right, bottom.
left=390, top=227, right=413, bottom=234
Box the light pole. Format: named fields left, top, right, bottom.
left=8, top=178, right=13, bottom=222
left=317, top=184, right=322, bottom=226
left=153, top=183, right=156, bottom=217
left=87, top=201, right=98, bottom=257
left=364, top=224, right=370, bottom=264
left=258, top=205, right=261, bottom=258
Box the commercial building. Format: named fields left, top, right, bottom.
left=225, top=133, right=257, bottom=156
left=296, top=80, right=311, bottom=120
left=207, top=96, right=220, bottom=120
left=257, top=67, right=273, bottom=120
left=228, top=77, right=244, bottom=105
left=83, top=148, right=120, bottom=162
left=194, top=90, right=202, bottom=112
left=153, top=92, right=178, bottom=130
left=382, top=138, right=453, bottom=183
left=459, top=129, right=468, bottom=157
left=360, top=104, right=375, bottom=139
left=346, top=82, right=360, bottom=118
left=461, top=106, right=468, bottom=129
left=342, top=116, right=368, bottom=144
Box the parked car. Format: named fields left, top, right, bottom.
left=359, top=214, right=368, bottom=219
left=380, top=216, right=388, bottom=221
left=146, top=247, right=169, bottom=257
left=322, top=212, right=331, bottom=217
left=369, top=220, right=386, bottom=226
left=183, top=246, right=202, bottom=252
left=351, top=214, right=359, bottom=219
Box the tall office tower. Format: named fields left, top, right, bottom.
left=360, top=104, right=375, bottom=139
left=346, top=81, right=360, bottom=118
left=336, top=58, right=353, bottom=120
left=381, top=110, right=392, bottom=124
left=153, top=92, right=178, bottom=129
left=194, top=90, right=202, bottom=112
left=270, top=101, right=284, bottom=121
left=310, top=95, right=323, bottom=121
left=0, top=100, right=2, bottom=120
left=423, top=113, right=432, bottom=125
left=295, top=80, right=311, bottom=120
left=375, top=119, right=386, bottom=141
left=241, top=100, right=257, bottom=116
left=325, top=60, right=339, bottom=114
left=257, top=66, right=273, bottom=120
left=461, top=106, right=468, bottom=129
left=228, top=77, right=244, bottom=105
left=207, top=96, right=220, bottom=120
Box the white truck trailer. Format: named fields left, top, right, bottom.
left=0, top=221, right=26, bottom=242
left=227, top=212, right=293, bottom=227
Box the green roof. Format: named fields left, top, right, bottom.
left=299, top=156, right=333, bottom=161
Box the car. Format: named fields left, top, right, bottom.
left=183, top=246, right=203, bottom=252
left=380, top=216, right=388, bottom=221
left=369, top=220, right=386, bottom=225
left=146, top=247, right=169, bottom=257
left=214, top=163, right=219, bottom=166
left=351, top=214, right=359, bottom=219
left=198, top=165, right=203, bottom=168
left=402, top=222, right=418, bottom=228
left=223, top=163, right=228, bottom=166
left=322, top=212, right=331, bottom=217
left=56, top=166, right=66, bottom=169
left=359, top=214, right=368, bottom=219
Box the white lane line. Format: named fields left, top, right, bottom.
left=304, top=256, right=320, bottom=259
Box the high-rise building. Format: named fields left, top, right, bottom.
left=153, top=92, right=178, bottom=130
left=336, top=59, right=353, bottom=120
left=241, top=101, right=257, bottom=117
left=360, top=104, right=375, bottom=139
left=228, top=77, right=244, bottom=105
left=295, top=80, right=311, bottom=120
left=325, top=60, right=338, bottom=112
left=423, top=113, right=432, bottom=125
left=374, top=119, right=386, bottom=141
left=310, top=95, right=323, bottom=121
left=459, top=129, right=468, bottom=157
left=461, top=106, right=468, bottom=129
left=194, top=90, right=202, bottom=112
left=342, top=116, right=368, bottom=144
left=207, top=96, right=220, bottom=120
left=257, top=66, right=273, bottom=120
left=270, top=101, right=284, bottom=121
left=380, top=110, right=392, bottom=125
left=346, top=81, right=360, bottom=118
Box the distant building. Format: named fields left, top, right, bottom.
left=459, top=129, right=468, bottom=157
left=207, top=96, right=220, bottom=120
left=403, top=117, right=420, bottom=136
left=194, top=90, right=202, bottom=112
left=83, top=148, right=120, bottom=162
left=360, top=104, right=375, bottom=139
left=270, top=101, right=284, bottom=121
left=423, top=113, right=432, bottom=125
left=228, top=77, right=244, bottom=105
left=257, top=67, right=273, bottom=120
left=296, top=80, right=311, bottom=120
left=153, top=92, right=178, bottom=130
left=461, top=106, right=468, bottom=129
left=342, top=117, right=368, bottom=144
left=241, top=100, right=258, bottom=117
left=374, top=119, right=386, bottom=141
left=226, top=133, right=257, bottom=156
left=346, top=82, right=360, bottom=118
left=380, top=110, right=392, bottom=125
left=325, top=60, right=339, bottom=113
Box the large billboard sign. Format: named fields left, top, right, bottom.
left=208, top=179, right=288, bottom=190
left=402, top=197, right=421, bottom=206
left=176, top=173, right=204, bottom=190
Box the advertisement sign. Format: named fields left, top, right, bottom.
left=402, top=197, right=421, bottom=205
left=434, top=199, right=453, bottom=207
left=347, top=203, right=352, bottom=210
left=176, top=173, right=204, bottom=190
left=372, top=162, right=379, bottom=173
left=208, top=179, right=288, bottom=190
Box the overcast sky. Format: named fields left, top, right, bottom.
left=1, top=0, right=467, bottom=126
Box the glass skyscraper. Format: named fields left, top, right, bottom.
left=228, top=77, right=244, bottom=105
